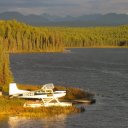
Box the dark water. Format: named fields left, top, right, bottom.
left=0, top=48, right=128, bottom=128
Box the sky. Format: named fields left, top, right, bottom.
left=0, top=0, right=128, bottom=16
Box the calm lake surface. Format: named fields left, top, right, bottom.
left=0, top=48, right=128, bottom=128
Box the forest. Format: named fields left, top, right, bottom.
left=0, top=20, right=128, bottom=86
left=0, top=20, right=128, bottom=53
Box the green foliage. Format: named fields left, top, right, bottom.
left=0, top=20, right=128, bottom=54
left=55, top=25, right=128, bottom=47
left=0, top=20, right=64, bottom=53
left=0, top=42, right=13, bottom=87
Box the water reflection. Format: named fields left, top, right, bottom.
left=0, top=116, right=9, bottom=128
left=8, top=115, right=67, bottom=128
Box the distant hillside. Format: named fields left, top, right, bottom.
left=0, top=12, right=128, bottom=26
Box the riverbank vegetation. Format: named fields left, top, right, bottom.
left=0, top=20, right=128, bottom=54
left=0, top=96, right=82, bottom=117
left=0, top=43, right=13, bottom=87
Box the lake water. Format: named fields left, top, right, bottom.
left=0, top=48, right=128, bottom=128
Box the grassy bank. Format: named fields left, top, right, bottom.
left=0, top=84, right=93, bottom=117
left=0, top=96, right=81, bottom=118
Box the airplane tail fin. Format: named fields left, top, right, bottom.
left=9, top=83, right=29, bottom=96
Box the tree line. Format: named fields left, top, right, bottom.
left=0, top=20, right=128, bottom=53
left=0, top=20, right=64, bottom=53
left=0, top=42, right=13, bottom=87
left=56, top=26, right=128, bottom=47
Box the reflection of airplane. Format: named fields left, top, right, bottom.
left=9, top=83, right=72, bottom=107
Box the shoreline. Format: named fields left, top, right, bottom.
left=0, top=84, right=95, bottom=118
left=9, top=46, right=128, bottom=53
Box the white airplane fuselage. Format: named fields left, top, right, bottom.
left=17, top=91, right=66, bottom=99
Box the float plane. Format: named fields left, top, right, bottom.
left=9, top=83, right=72, bottom=107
